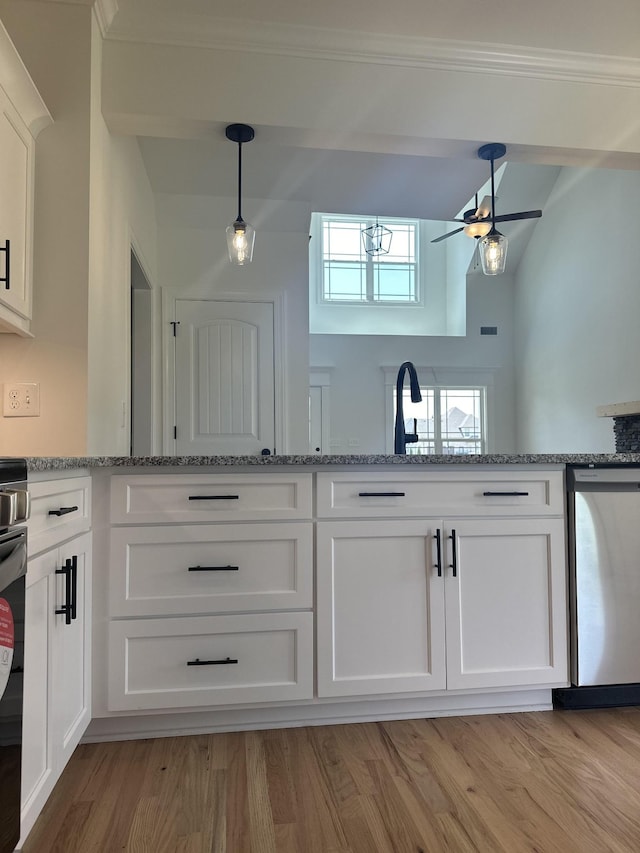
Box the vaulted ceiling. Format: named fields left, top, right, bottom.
left=93, top=0, right=640, bottom=255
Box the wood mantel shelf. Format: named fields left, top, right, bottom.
left=597, top=401, right=640, bottom=418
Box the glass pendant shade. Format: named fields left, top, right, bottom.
left=362, top=220, right=392, bottom=256
left=479, top=227, right=508, bottom=275
left=226, top=217, right=255, bottom=265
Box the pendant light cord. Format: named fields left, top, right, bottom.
left=490, top=156, right=496, bottom=228
left=237, top=141, right=243, bottom=222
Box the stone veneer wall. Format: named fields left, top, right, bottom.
left=613, top=416, right=640, bottom=452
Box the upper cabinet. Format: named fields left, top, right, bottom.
left=0, top=20, right=51, bottom=336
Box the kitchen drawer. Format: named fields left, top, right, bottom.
left=316, top=469, right=564, bottom=518
left=109, top=522, right=313, bottom=617
left=27, top=476, right=91, bottom=556
left=110, top=473, right=312, bottom=523
left=107, top=612, right=313, bottom=710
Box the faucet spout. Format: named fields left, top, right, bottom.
left=394, top=361, right=422, bottom=454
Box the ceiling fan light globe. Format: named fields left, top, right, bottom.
left=464, top=221, right=492, bottom=239
left=479, top=228, right=508, bottom=275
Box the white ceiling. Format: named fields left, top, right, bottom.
left=110, top=0, right=640, bottom=59
left=101, top=0, right=637, bottom=247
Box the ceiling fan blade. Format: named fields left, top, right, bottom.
left=431, top=226, right=465, bottom=243
left=493, top=209, right=542, bottom=224
left=475, top=195, right=492, bottom=219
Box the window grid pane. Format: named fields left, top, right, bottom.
left=321, top=216, right=418, bottom=304
left=394, top=387, right=485, bottom=454
left=322, top=261, right=367, bottom=301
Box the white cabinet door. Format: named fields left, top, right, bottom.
left=21, top=533, right=92, bottom=846
left=174, top=299, right=275, bottom=455
left=444, top=518, right=568, bottom=690
left=21, top=560, right=55, bottom=833
left=0, top=91, right=32, bottom=329
left=51, top=533, right=91, bottom=767
left=317, top=520, right=446, bottom=698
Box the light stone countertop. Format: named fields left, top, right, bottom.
left=23, top=453, right=640, bottom=472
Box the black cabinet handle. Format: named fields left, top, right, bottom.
left=482, top=491, right=529, bottom=497
left=434, top=529, right=442, bottom=577
left=188, top=565, right=239, bottom=572
left=187, top=657, right=238, bottom=666
left=188, top=495, right=239, bottom=501
left=358, top=492, right=406, bottom=498
left=55, top=556, right=78, bottom=624
left=0, top=239, right=10, bottom=291
left=449, top=529, right=457, bottom=578
left=70, top=555, right=78, bottom=621
left=48, top=505, right=79, bottom=517
left=55, top=558, right=73, bottom=625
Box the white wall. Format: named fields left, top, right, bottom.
left=0, top=1, right=91, bottom=455
left=157, top=194, right=311, bottom=453
left=514, top=166, right=640, bottom=452
left=309, top=217, right=467, bottom=337
left=87, top=16, right=159, bottom=456
left=311, top=269, right=516, bottom=453
left=0, top=4, right=159, bottom=457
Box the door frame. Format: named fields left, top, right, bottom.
left=162, top=290, right=288, bottom=456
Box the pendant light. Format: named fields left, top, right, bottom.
left=478, top=143, right=508, bottom=276
left=362, top=217, right=392, bottom=256
left=225, top=123, right=255, bottom=265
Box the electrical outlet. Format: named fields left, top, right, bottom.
left=3, top=383, right=40, bottom=417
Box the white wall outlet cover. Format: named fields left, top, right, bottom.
left=3, top=382, right=40, bottom=417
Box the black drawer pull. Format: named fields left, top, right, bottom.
left=187, top=657, right=238, bottom=666
left=188, top=565, right=239, bottom=572
left=482, top=491, right=529, bottom=497
left=0, top=239, right=10, bottom=290
left=188, top=495, right=239, bottom=501
left=48, top=505, right=79, bottom=517
left=358, top=491, right=406, bottom=498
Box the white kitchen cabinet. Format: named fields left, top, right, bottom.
left=316, top=470, right=568, bottom=699
left=109, top=522, right=313, bottom=617
left=444, top=518, right=567, bottom=690
left=21, top=476, right=91, bottom=847
left=103, top=472, right=314, bottom=716
left=316, top=520, right=446, bottom=697
left=0, top=21, right=51, bottom=335
left=108, top=611, right=313, bottom=711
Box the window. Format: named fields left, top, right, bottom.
left=320, top=214, right=418, bottom=304
left=395, top=386, right=486, bottom=455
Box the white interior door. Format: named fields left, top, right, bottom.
left=174, top=299, right=275, bottom=456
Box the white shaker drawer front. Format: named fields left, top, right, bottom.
left=110, top=473, right=312, bottom=523
left=27, top=477, right=91, bottom=555
left=316, top=470, right=564, bottom=518
left=109, top=523, right=313, bottom=617
left=107, top=612, right=313, bottom=711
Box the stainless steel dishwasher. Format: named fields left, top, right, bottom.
left=555, top=465, right=640, bottom=709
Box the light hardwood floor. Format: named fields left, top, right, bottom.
left=22, top=708, right=640, bottom=852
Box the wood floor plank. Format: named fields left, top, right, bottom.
left=22, top=710, right=640, bottom=853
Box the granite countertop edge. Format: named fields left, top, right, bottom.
left=23, top=453, right=640, bottom=472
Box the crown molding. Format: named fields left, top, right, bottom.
left=104, top=12, right=640, bottom=89
left=0, top=19, right=52, bottom=136
left=94, top=0, right=119, bottom=37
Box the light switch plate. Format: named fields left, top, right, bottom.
left=3, top=382, right=40, bottom=417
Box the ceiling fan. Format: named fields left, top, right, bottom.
left=431, top=143, right=542, bottom=245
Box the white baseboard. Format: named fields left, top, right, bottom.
left=84, top=689, right=553, bottom=743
